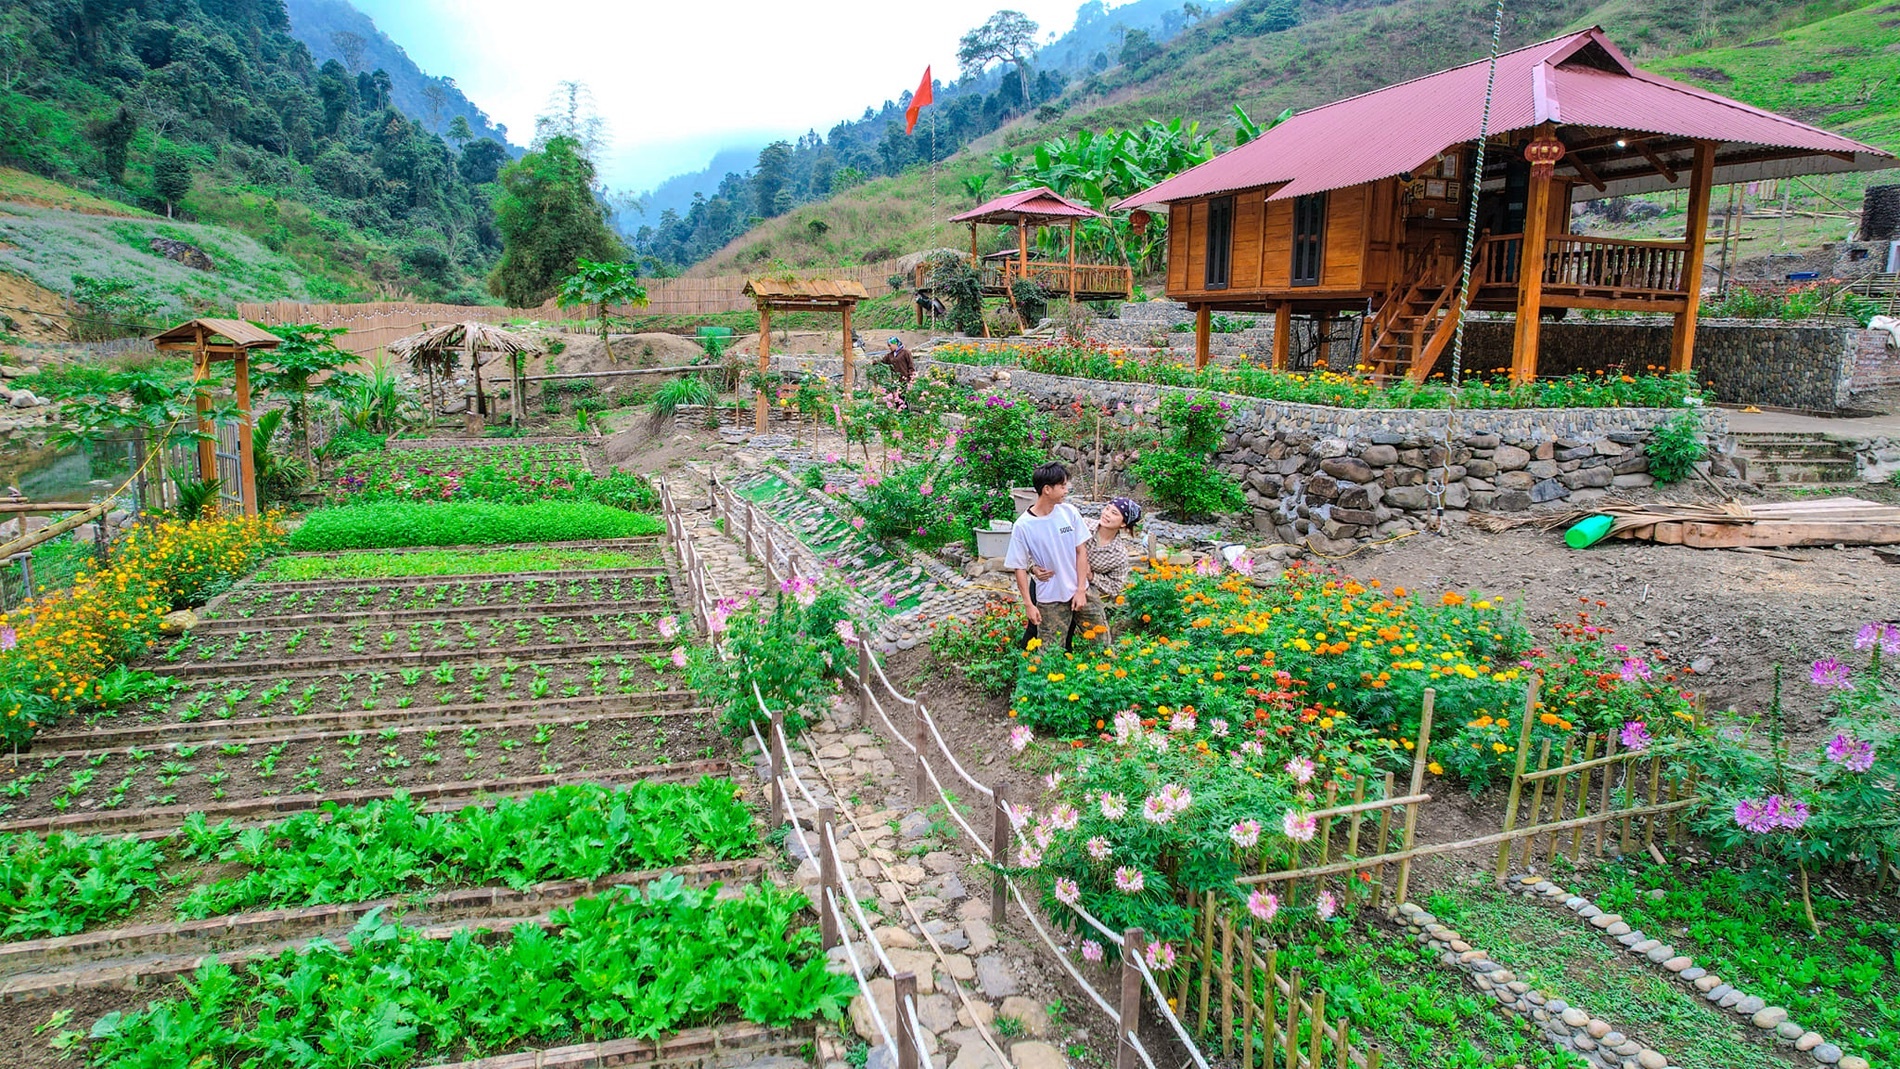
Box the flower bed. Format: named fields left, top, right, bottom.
left=0, top=514, right=285, bottom=747
left=933, top=340, right=1703, bottom=410
left=328, top=443, right=657, bottom=511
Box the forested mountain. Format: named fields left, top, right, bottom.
left=626, top=0, right=1233, bottom=270
left=0, top=0, right=511, bottom=301
left=283, top=0, right=520, bottom=149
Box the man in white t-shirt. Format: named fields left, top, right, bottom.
left=1005, top=462, right=1091, bottom=650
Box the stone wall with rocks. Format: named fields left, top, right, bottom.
left=1425, top=320, right=1880, bottom=414
left=945, top=364, right=1730, bottom=552
left=1849, top=327, right=1900, bottom=395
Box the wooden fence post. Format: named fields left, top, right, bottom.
left=1393, top=691, right=1434, bottom=908
left=818, top=804, right=839, bottom=951
left=1495, top=676, right=1541, bottom=880
left=893, top=971, right=920, bottom=1069
left=1219, top=913, right=1235, bottom=1059
left=1283, top=969, right=1303, bottom=1069
left=858, top=641, right=873, bottom=707
left=1118, top=928, right=1146, bottom=1069
left=1520, top=738, right=1553, bottom=871
left=913, top=706, right=929, bottom=801
left=992, top=782, right=1011, bottom=923
left=769, top=706, right=787, bottom=825
left=1569, top=734, right=1596, bottom=860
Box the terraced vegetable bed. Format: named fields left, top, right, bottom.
left=154, top=610, right=677, bottom=666
left=208, top=571, right=673, bottom=619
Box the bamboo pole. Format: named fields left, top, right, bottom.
left=1569, top=735, right=1596, bottom=860
left=1284, top=970, right=1302, bottom=1069
left=1545, top=739, right=1575, bottom=867
left=1520, top=739, right=1553, bottom=871
left=1199, top=891, right=1215, bottom=1032
left=1496, top=678, right=1541, bottom=879
left=1241, top=930, right=1257, bottom=1069
left=1261, top=944, right=1278, bottom=1064
left=1309, top=989, right=1328, bottom=1069
left=1393, top=691, right=1434, bottom=906
left=1371, top=773, right=1395, bottom=911
left=1220, top=914, right=1235, bottom=1058
left=1598, top=733, right=1619, bottom=856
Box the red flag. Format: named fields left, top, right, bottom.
left=905, top=67, right=933, bottom=134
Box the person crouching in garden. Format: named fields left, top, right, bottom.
left=1005, top=462, right=1091, bottom=650
left=1080, top=496, right=1141, bottom=642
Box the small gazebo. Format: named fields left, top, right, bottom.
left=742, top=278, right=869, bottom=434
left=937, top=187, right=1133, bottom=305
left=388, top=322, right=543, bottom=432
left=152, top=318, right=283, bottom=516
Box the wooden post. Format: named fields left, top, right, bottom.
left=755, top=306, right=771, bottom=434
left=1283, top=970, right=1302, bottom=1069
left=912, top=707, right=929, bottom=801
left=1545, top=739, right=1576, bottom=867
left=1193, top=304, right=1212, bottom=369
left=192, top=335, right=216, bottom=488
left=1570, top=735, right=1596, bottom=860
left=858, top=641, right=873, bottom=707
left=1643, top=753, right=1663, bottom=853
left=1371, top=771, right=1395, bottom=911
left=1198, top=891, right=1215, bottom=1030
left=234, top=350, right=257, bottom=517
left=1068, top=219, right=1078, bottom=301
left=840, top=304, right=855, bottom=395
left=893, top=971, right=920, bottom=1069
left=1596, top=733, right=1618, bottom=856
left=1307, top=988, right=1327, bottom=1069
left=1520, top=738, right=1553, bottom=871
left=1260, top=944, right=1278, bottom=1064
left=818, top=804, right=839, bottom=950
left=1272, top=301, right=1292, bottom=370
left=1511, top=128, right=1558, bottom=386
left=769, top=705, right=787, bottom=824
left=1669, top=141, right=1718, bottom=372
left=991, top=782, right=1010, bottom=923
left=969, top=222, right=979, bottom=267
left=1219, top=914, right=1235, bottom=1059
left=1393, top=690, right=1433, bottom=907
left=1495, top=677, right=1542, bottom=879
left=1118, top=928, right=1146, bottom=1069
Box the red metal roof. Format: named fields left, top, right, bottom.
left=950, top=186, right=1105, bottom=224
left=1116, top=27, right=1893, bottom=210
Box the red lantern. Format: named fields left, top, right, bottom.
left=1129, top=209, right=1151, bottom=235
left=1523, top=134, right=1566, bottom=179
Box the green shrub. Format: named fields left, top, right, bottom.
left=1645, top=410, right=1706, bottom=485
left=1130, top=391, right=1247, bottom=520
left=288, top=501, right=661, bottom=550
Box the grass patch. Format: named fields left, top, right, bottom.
left=254, top=547, right=662, bottom=582
left=1566, top=857, right=1900, bottom=1063
left=1424, top=879, right=1789, bottom=1069
left=1277, top=915, right=1584, bottom=1068
left=286, top=502, right=663, bottom=551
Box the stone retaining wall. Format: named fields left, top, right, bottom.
left=944, top=364, right=1730, bottom=550
left=1849, top=327, right=1900, bottom=394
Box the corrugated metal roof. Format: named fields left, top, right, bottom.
left=151, top=318, right=283, bottom=348
left=1116, top=27, right=1893, bottom=210
left=743, top=278, right=871, bottom=302
left=949, top=186, right=1105, bottom=223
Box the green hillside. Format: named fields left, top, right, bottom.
left=693, top=0, right=1889, bottom=276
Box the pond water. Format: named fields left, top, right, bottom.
left=0, top=436, right=134, bottom=503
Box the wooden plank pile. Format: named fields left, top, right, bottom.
left=1474, top=496, right=1900, bottom=549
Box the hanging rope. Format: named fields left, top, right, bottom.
left=1447, top=0, right=1509, bottom=387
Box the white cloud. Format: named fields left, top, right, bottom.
left=349, top=0, right=1090, bottom=192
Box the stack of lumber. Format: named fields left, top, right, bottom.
left=1472, top=496, right=1900, bottom=548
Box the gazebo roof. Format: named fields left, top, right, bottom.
left=152, top=318, right=282, bottom=351
left=949, top=187, right=1105, bottom=225
left=743, top=278, right=869, bottom=309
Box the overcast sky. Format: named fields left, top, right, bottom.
left=347, top=0, right=1097, bottom=194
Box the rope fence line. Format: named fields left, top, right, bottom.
left=660, top=475, right=1212, bottom=1069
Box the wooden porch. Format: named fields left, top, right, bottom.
left=910, top=258, right=1134, bottom=302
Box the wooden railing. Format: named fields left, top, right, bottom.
left=1476, top=234, right=1689, bottom=295
left=912, top=259, right=1133, bottom=298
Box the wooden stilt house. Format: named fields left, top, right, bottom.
left=1114, top=28, right=1896, bottom=383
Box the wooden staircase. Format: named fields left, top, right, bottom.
left=1365, top=241, right=1466, bottom=384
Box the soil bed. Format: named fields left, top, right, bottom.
left=209, top=570, right=671, bottom=616
left=160, top=610, right=675, bottom=667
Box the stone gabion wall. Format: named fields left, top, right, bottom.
left=947, top=364, right=1728, bottom=550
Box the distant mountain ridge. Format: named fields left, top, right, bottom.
left=283, top=0, right=522, bottom=152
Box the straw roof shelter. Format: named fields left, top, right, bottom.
left=388, top=321, right=543, bottom=429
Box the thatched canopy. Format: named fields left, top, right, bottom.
left=388, top=321, right=542, bottom=375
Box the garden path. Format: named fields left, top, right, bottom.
left=675, top=492, right=1090, bottom=1069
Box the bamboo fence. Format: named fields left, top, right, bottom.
left=236, top=262, right=907, bottom=358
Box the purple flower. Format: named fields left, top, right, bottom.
left=1619, top=658, right=1652, bottom=682
left=1618, top=721, right=1651, bottom=752
left=1825, top=733, right=1876, bottom=773
left=1810, top=658, right=1853, bottom=689
left=1081, top=939, right=1104, bottom=962
left=1734, top=794, right=1809, bottom=833
left=881, top=592, right=898, bottom=609
left=0, top=626, right=15, bottom=651
left=1854, top=621, right=1900, bottom=656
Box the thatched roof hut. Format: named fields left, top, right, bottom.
left=387, top=322, right=543, bottom=425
